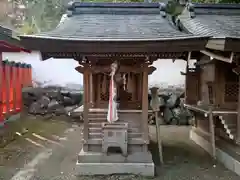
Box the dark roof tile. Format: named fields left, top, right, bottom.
left=33, top=2, right=194, bottom=40
left=178, top=3, right=240, bottom=38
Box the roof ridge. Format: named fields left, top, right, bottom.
left=191, top=3, right=240, bottom=9
left=66, top=2, right=167, bottom=16
left=67, top=2, right=161, bottom=10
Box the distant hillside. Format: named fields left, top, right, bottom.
left=64, top=83, right=83, bottom=91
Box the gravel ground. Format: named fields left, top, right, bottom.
left=22, top=125, right=240, bottom=180
left=0, top=115, right=71, bottom=180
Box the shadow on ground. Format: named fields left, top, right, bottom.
left=148, top=126, right=240, bottom=180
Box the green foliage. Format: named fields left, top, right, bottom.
left=166, top=0, right=184, bottom=17
left=22, top=0, right=66, bottom=32
left=18, top=22, right=38, bottom=34
left=192, top=0, right=240, bottom=3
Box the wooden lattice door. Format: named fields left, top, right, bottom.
left=185, top=69, right=200, bottom=104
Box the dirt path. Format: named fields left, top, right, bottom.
left=0, top=115, right=71, bottom=180
left=7, top=125, right=240, bottom=180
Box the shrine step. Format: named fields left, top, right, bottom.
left=219, top=114, right=237, bottom=140
left=88, top=121, right=141, bottom=129
left=81, top=132, right=142, bottom=139
left=82, top=137, right=146, bottom=145
left=77, top=150, right=153, bottom=163
left=88, top=127, right=141, bottom=133
left=83, top=142, right=148, bottom=152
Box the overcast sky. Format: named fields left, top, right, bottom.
left=3, top=51, right=186, bottom=86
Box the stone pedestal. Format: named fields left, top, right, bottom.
left=76, top=120, right=154, bottom=176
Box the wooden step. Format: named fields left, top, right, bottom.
left=219, top=114, right=237, bottom=140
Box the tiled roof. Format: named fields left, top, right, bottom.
left=177, top=3, right=240, bottom=38
left=0, top=24, right=21, bottom=46
left=30, top=2, right=195, bottom=40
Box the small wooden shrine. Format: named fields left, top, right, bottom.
left=20, top=2, right=209, bottom=176
left=177, top=3, right=240, bottom=164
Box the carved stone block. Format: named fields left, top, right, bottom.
left=102, top=122, right=128, bottom=156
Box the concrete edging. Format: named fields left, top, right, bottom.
left=190, top=129, right=240, bottom=176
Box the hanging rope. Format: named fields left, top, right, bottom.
left=107, top=61, right=119, bottom=123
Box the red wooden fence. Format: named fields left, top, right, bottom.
left=0, top=59, right=32, bottom=126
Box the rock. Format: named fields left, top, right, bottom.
left=38, top=95, right=50, bottom=108
left=23, top=86, right=83, bottom=117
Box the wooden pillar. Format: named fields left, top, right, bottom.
left=138, top=73, right=142, bottom=106
left=0, top=53, right=3, bottom=123
left=237, top=75, right=240, bottom=144
left=184, top=52, right=191, bottom=104
left=89, top=72, right=93, bottom=107
left=209, top=107, right=216, bottom=159
left=83, top=68, right=90, bottom=151
left=142, top=64, right=149, bottom=145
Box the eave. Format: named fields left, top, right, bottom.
left=205, top=37, right=240, bottom=53
left=20, top=35, right=210, bottom=60
left=0, top=40, right=31, bottom=53
left=225, top=37, right=240, bottom=52
left=205, top=38, right=225, bottom=51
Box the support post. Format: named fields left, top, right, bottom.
left=142, top=64, right=149, bottom=145
left=155, top=112, right=164, bottom=164
left=0, top=54, right=3, bottom=123
left=150, top=87, right=163, bottom=164
left=237, top=75, right=240, bottom=144
left=209, top=107, right=216, bottom=159
left=83, top=69, right=89, bottom=151
left=184, top=52, right=191, bottom=104
left=89, top=72, right=93, bottom=107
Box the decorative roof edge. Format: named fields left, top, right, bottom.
left=66, top=2, right=167, bottom=17
left=19, top=34, right=211, bottom=42
left=186, top=3, right=240, bottom=18
left=67, top=2, right=160, bottom=10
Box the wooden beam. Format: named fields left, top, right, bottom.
left=75, top=65, right=156, bottom=74
left=206, top=39, right=225, bottom=51
left=200, top=50, right=234, bottom=63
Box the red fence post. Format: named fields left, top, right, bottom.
left=22, top=63, right=27, bottom=88
left=12, top=62, right=18, bottom=113
left=9, top=61, right=16, bottom=114
left=26, top=64, right=32, bottom=87
left=15, top=62, right=22, bottom=112
left=0, top=54, right=3, bottom=125
left=2, top=61, right=7, bottom=118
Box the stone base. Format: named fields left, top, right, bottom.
left=76, top=162, right=154, bottom=176
left=76, top=149, right=155, bottom=176
left=0, top=113, right=21, bottom=127
left=190, top=128, right=240, bottom=176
